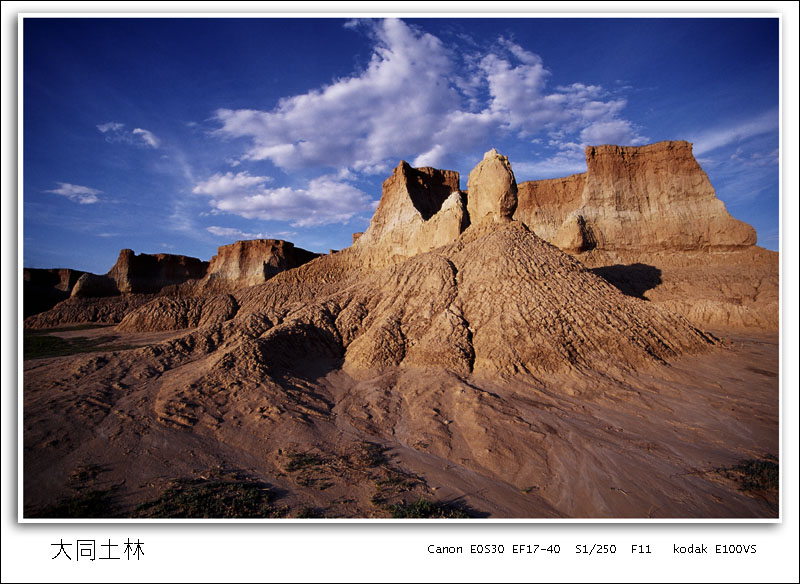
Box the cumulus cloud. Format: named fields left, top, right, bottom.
left=45, top=182, right=102, bottom=204
left=212, top=19, right=646, bottom=175
left=193, top=171, right=272, bottom=197
left=96, top=122, right=161, bottom=148
left=193, top=173, right=375, bottom=227
left=579, top=119, right=645, bottom=146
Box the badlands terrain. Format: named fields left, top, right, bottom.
left=23, top=141, right=778, bottom=518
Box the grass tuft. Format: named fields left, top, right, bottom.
left=136, top=477, right=284, bottom=518
left=388, top=498, right=470, bottom=519
left=27, top=488, right=117, bottom=519
left=716, top=458, right=778, bottom=492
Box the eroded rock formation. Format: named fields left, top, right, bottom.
left=515, top=141, right=756, bottom=252
left=23, top=268, right=85, bottom=317
left=106, top=249, right=209, bottom=294
left=25, top=241, right=317, bottom=327
left=467, top=148, right=518, bottom=223
left=514, top=140, right=775, bottom=330
left=25, top=141, right=777, bottom=333
left=352, top=161, right=466, bottom=267
left=192, top=239, right=319, bottom=293
left=22, top=143, right=778, bottom=520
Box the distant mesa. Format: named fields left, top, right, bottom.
left=23, top=268, right=85, bottom=317
left=192, top=239, right=319, bottom=293
left=24, top=240, right=317, bottom=326
left=70, top=249, right=209, bottom=298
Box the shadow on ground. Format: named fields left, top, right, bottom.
left=592, top=263, right=662, bottom=300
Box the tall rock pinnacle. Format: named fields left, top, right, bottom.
left=466, top=148, right=518, bottom=223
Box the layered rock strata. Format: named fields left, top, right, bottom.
left=192, top=239, right=319, bottom=293
left=515, top=141, right=756, bottom=252
left=514, top=141, right=775, bottom=330
left=106, top=249, right=209, bottom=294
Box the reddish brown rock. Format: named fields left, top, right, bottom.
left=23, top=268, right=86, bottom=317
left=515, top=173, right=585, bottom=243
left=106, top=249, right=209, bottom=294
left=70, top=273, right=119, bottom=298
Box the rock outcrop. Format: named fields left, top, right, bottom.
left=515, top=141, right=756, bottom=252
left=192, top=239, right=318, bottom=293
left=513, top=140, right=774, bottom=331
left=70, top=273, right=120, bottom=298
left=24, top=142, right=776, bottom=334
left=467, top=148, right=518, bottom=223
left=23, top=268, right=85, bottom=317
left=69, top=249, right=209, bottom=299
left=352, top=161, right=466, bottom=267
left=106, top=249, right=209, bottom=294
left=23, top=142, right=779, bottom=522
left=514, top=174, right=585, bottom=243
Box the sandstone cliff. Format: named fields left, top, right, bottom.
left=106, top=249, right=209, bottom=294
left=26, top=241, right=319, bottom=327
left=23, top=144, right=778, bottom=520
left=513, top=140, right=774, bottom=330
left=192, top=239, right=319, bottom=293
left=25, top=142, right=776, bottom=334
left=516, top=141, right=756, bottom=253
left=515, top=173, right=585, bottom=243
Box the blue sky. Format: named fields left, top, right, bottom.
left=23, top=17, right=780, bottom=274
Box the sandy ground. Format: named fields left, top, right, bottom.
left=22, top=326, right=778, bottom=519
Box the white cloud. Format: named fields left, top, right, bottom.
left=514, top=151, right=589, bottom=179
left=193, top=171, right=272, bottom=197
left=212, top=19, right=645, bottom=175
left=690, top=110, right=778, bottom=155
left=96, top=122, right=161, bottom=148
left=132, top=128, right=161, bottom=148
left=44, top=182, right=102, bottom=204
left=206, top=226, right=298, bottom=240
left=193, top=173, right=375, bottom=227
left=579, top=119, right=646, bottom=146
left=96, top=121, right=124, bottom=133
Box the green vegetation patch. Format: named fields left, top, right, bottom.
left=284, top=451, right=322, bottom=472
left=136, top=477, right=285, bottom=519
left=716, top=458, right=778, bottom=492
left=23, top=329, right=141, bottom=359
left=388, top=498, right=470, bottom=519
left=27, top=488, right=118, bottom=519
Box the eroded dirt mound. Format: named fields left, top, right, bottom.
left=24, top=295, right=156, bottom=329
left=583, top=247, right=779, bottom=331
left=121, top=221, right=714, bottom=379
